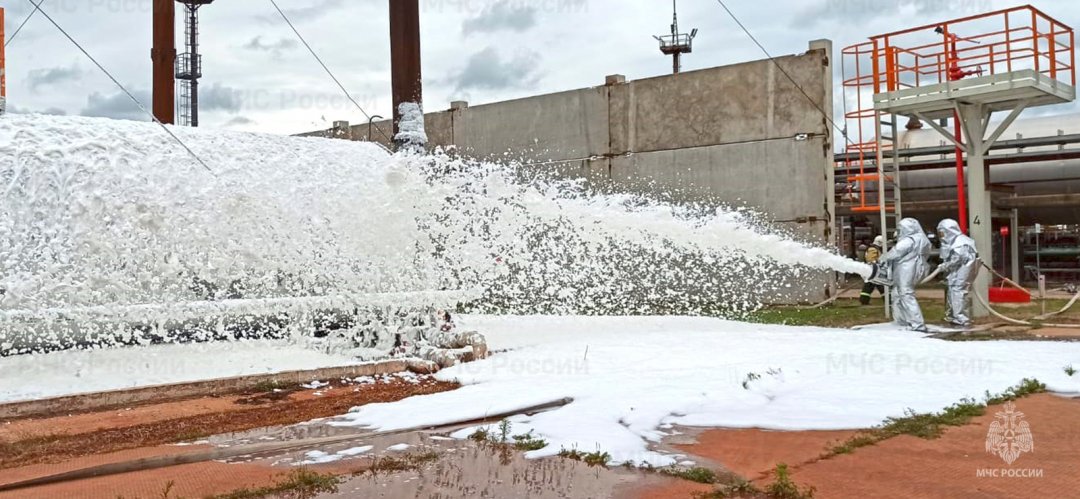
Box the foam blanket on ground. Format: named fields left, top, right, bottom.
left=0, top=340, right=362, bottom=403
left=331, top=315, right=1080, bottom=466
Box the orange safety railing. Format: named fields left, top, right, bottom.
left=837, top=5, right=1076, bottom=215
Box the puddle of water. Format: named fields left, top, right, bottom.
left=208, top=419, right=671, bottom=497
left=324, top=438, right=637, bottom=499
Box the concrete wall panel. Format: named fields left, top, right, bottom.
left=299, top=40, right=836, bottom=302
left=453, top=87, right=610, bottom=162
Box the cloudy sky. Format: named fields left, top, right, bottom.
left=3, top=0, right=1079, bottom=135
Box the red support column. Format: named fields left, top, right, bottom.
left=152, top=0, right=176, bottom=124
left=1, top=8, right=7, bottom=115
left=389, top=0, right=422, bottom=143
left=953, top=111, right=968, bottom=234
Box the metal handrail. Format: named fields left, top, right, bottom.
left=835, top=5, right=1076, bottom=214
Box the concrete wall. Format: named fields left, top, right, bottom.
left=302, top=40, right=837, bottom=302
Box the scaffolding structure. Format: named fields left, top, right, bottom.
left=839, top=5, right=1076, bottom=317
left=175, top=0, right=215, bottom=127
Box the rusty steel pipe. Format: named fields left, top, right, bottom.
left=389, top=0, right=422, bottom=146
left=151, top=0, right=176, bottom=124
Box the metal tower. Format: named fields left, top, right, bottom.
left=175, top=0, right=214, bottom=127
left=840, top=6, right=1075, bottom=318
left=654, top=0, right=697, bottom=74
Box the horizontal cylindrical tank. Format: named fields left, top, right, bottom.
left=899, top=113, right=1080, bottom=224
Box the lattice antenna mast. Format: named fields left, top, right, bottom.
left=654, top=0, right=697, bottom=74
left=175, top=0, right=215, bottom=127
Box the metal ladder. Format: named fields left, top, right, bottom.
left=874, top=112, right=903, bottom=317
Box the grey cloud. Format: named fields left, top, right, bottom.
left=81, top=89, right=152, bottom=121
left=2, top=104, right=63, bottom=115
left=453, top=47, right=542, bottom=92
left=224, top=116, right=257, bottom=127
left=28, top=65, right=83, bottom=92
left=792, top=0, right=995, bottom=27
left=462, top=1, right=538, bottom=35
left=256, top=0, right=344, bottom=24
left=200, top=83, right=243, bottom=113
left=243, top=36, right=299, bottom=58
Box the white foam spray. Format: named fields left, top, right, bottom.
left=0, top=114, right=868, bottom=351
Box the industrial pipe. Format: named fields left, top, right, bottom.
left=389, top=0, right=422, bottom=146
left=0, top=7, right=6, bottom=116
left=151, top=0, right=176, bottom=124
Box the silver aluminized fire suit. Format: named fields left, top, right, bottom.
left=936, top=218, right=980, bottom=327
left=881, top=218, right=932, bottom=331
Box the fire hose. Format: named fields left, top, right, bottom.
left=803, top=282, right=860, bottom=309
left=967, top=261, right=1080, bottom=327
left=869, top=260, right=1080, bottom=327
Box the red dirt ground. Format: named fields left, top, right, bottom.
left=789, top=394, right=1080, bottom=498
left=674, top=429, right=858, bottom=481
left=0, top=445, right=375, bottom=499
left=636, top=393, right=1080, bottom=498
left=0, top=378, right=456, bottom=469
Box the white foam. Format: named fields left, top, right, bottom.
left=332, top=314, right=1080, bottom=466
left=1, top=114, right=868, bottom=350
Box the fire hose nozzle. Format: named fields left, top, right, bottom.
left=867, top=262, right=893, bottom=287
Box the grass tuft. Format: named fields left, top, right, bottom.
left=557, top=446, right=610, bottom=467
left=660, top=466, right=719, bottom=484
left=511, top=431, right=548, bottom=451
left=582, top=450, right=612, bottom=467
left=983, top=378, right=1046, bottom=406
left=248, top=380, right=301, bottom=394
left=1066, top=365, right=1077, bottom=377
left=690, top=475, right=761, bottom=498
left=207, top=469, right=340, bottom=499
left=826, top=378, right=1046, bottom=457
left=498, top=419, right=512, bottom=444
left=763, top=463, right=816, bottom=499
left=363, top=451, right=440, bottom=476
left=469, top=421, right=549, bottom=452
left=468, top=427, right=491, bottom=442
left=558, top=447, right=584, bottom=460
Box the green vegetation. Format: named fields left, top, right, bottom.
left=826, top=378, right=1046, bottom=457
left=690, top=467, right=809, bottom=498
left=159, top=481, right=177, bottom=499
left=556, top=446, right=611, bottom=467
left=171, top=428, right=211, bottom=443
left=363, top=451, right=441, bottom=476
left=750, top=297, right=1079, bottom=336
left=468, top=426, right=491, bottom=442
left=207, top=469, right=340, bottom=499
left=1065, top=365, right=1077, bottom=376
left=763, top=463, right=816, bottom=499
left=557, top=447, right=584, bottom=460
left=983, top=378, right=1047, bottom=406
left=498, top=419, right=512, bottom=443
left=660, top=466, right=719, bottom=484
left=468, top=420, right=549, bottom=452
left=511, top=431, right=548, bottom=451
left=582, top=450, right=612, bottom=467
left=248, top=379, right=301, bottom=394
left=0, top=432, right=65, bottom=460
left=748, top=300, right=893, bottom=328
